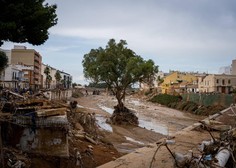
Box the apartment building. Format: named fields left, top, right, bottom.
left=0, top=64, right=33, bottom=89
left=11, top=46, right=42, bottom=89
left=60, top=71, right=72, bottom=89
left=41, top=64, right=72, bottom=89
left=161, top=71, right=198, bottom=94
left=198, top=74, right=236, bottom=93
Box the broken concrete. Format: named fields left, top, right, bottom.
left=98, top=105, right=236, bottom=168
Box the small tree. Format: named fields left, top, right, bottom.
left=0, top=0, right=57, bottom=46
left=83, top=39, right=158, bottom=111
left=54, top=70, right=61, bottom=88
left=61, top=79, right=65, bottom=88
left=44, top=66, right=51, bottom=89
left=72, top=83, right=77, bottom=88
left=0, top=51, right=8, bottom=74
left=67, top=77, right=72, bottom=89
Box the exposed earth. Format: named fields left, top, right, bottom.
left=71, top=91, right=205, bottom=167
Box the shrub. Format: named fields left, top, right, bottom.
left=150, top=94, right=181, bottom=106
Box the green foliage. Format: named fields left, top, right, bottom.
left=44, top=66, right=51, bottom=88
left=151, top=94, right=225, bottom=116
left=67, top=77, right=72, bottom=87
left=0, top=51, right=8, bottom=72
left=150, top=94, right=181, bottom=106
left=0, top=0, right=57, bottom=46
left=72, top=83, right=77, bottom=88
left=88, top=82, right=107, bottom=88
left=157, top=76, right=164, bottom=84
left=72, top=90, right=83, bottom=98
left=82, top=39, right=158, bottom=108
left=54, top=70, right=61, bottom=82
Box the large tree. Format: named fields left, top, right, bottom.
left=83, top=39, right=158, bottom=111
left=0, top=0, right=57, bottom=46
left=0, top=51, right=8, bottom=73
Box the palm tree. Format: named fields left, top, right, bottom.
left=54, top=70, right=61, bottom=88
left=44, top=66, right=52, bottom=89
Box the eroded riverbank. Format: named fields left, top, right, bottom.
left=75, top=93, right=205, bottom=154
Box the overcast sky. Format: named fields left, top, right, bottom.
left=2, top=0, right=236, bottom=84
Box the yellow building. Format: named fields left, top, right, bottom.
left=11, top=45, right=42, bottom=90
left=161, top=71, right=197, bottom=94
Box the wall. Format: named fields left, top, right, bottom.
left=182, top=93, right=235, bottom=107
left=43, top=89, right=72, bottom=100
left=1, top=122, right=69, bottom=157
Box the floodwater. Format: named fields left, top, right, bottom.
left=98, top=104, right=114, bottom=114
left=97, top=103, right=170, bottom=135
left=124, top=136, right=145, bottom=145
left=95, top=115, right=113, bottom=132
left=138, top=117, right=168, bottom=135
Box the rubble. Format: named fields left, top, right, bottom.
left=0, top=89, right=121, bottom=168
left=170, top=119, right=236, bottom=167
left=110, top=105, right=139, bottom=126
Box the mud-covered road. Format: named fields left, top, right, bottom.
left=75, top=92, right=205, bottom=154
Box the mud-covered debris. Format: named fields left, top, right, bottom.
left=110, top=106, right=138, bottom=125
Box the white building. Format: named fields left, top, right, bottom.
left=60, top=71, right=72, bottom=89
left=41, top=64, right=72, bottom=89
left=0, top=64, right=33, bottom=89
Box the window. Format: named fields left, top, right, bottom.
left=216, top=79, right=219, bottom=84
left=222, top=79, right=225, bottom=85
left=228, top=79, right=231, bottom=84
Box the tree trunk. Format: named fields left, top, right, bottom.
left=116, top=90, right=124, bottom=111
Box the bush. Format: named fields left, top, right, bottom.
left=72, top=89, right=83, bottom=98
left=150, top=94, right=181, bottom=106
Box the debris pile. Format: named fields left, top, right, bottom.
left=173, top=120, right=236, bottom=167
left=110, top=105, right=138, bottom=125
left=0, top=89, right=69, bottom=167
left=149, top=119, right=236, bottom=168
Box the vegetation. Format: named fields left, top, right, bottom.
left=82, top=39, right=158, bottom=111
left=150, top=94, right=181, bottom=106
left=88, top=82, right=107, bottom=88
left=72, top=89, right=83, bottom=98
left=0, top=51, right=8, bottom=73
left=72, top=83, right=77, bottom=88
left=66, top=77, right=72, bottom=88
left=44, top=66, right=52, bottom=89
left=150, top=93, right=225, bottom=116
left=54, top=70, right=61, bottom=88
left=0, top=0, right=57, bottom=46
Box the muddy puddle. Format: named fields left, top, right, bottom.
left=98, top=105, right=113, bottom=114
left=96, top=115, right=113, bottom=132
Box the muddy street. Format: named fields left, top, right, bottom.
left=75, top=92, right=205, bottom=154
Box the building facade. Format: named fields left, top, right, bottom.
left=11, top=45, right=42, bottom=90
left=41, top=64, right=72, bottom=89
left=161, top=71, right=198, bottom=94
left=60, top=71, right=72, bottom=89
left=198, top=74, right=236, bottom=93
